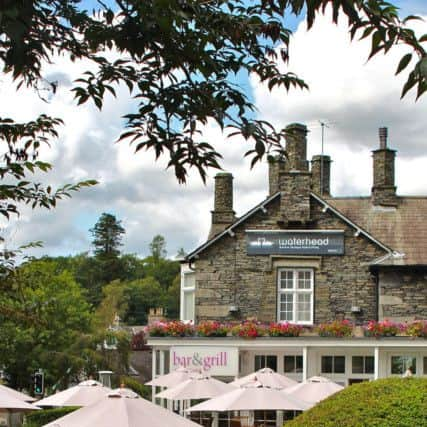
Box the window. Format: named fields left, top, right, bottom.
left=321, top=356, right=345, bottom=374
left=181, top=272, right=195, bottom=322
left=424, top=357, right=427, bottom=375
left=352, top=356, right=374, bottom=374
left=277, top=268, right=313, bottom=324
left=284, top=355, right=303, bottom=374
left=391, top=356, right=417, bottom=375
left=255, top=355, right=277, bottom=371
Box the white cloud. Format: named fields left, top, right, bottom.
left=252, top=11, right=427, bottom=197
left=1, top=6, right=426, bottom=258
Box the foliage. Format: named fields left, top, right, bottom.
left=124, top=277, right=165, bottom=325
left=231, top=321, right=266, bottom=338
left=0, top=115, right=96, bottom=274
left=316, top=320, right=353, bottom=337
left=0, top=259, right=92, bottom=390
left=197, top=321, right=229, bottom=337
left=268, top=322, right=302, bottom=337
left=130, top=331, right=146, bottom=350
left=163, top=273, right=181, bottom=320
left=24, top=407, right=79, bottom=427
left=90, top=213, right=125, bottom=258
left=121, top=376, right=151, bottom=400
left=363, top=320, right=402, bottom=337
left=404, top=320, right=427, bottom=338
left=285, top=377, right=427, bottom=427
left=149, top=235, right=167, bottom=260
left=0, top=1, right=425, bottom=185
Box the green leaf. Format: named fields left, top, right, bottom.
left=395, top=53, right=412, bottom=75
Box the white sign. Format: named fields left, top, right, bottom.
left=170, top=346, right=239, bottom=376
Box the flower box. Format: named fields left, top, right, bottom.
left=316, top=320, right=353, bottom=337
left=196, top=321, right=229, bottom=337
left=268, top=322, right=303, bottom=337
left=405, top=321, right=427, bottom=338
left=363, top=320, right=402, bottom=338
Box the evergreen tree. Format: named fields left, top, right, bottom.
left=149, top=235, right=167, bottom=261
left=90, top=213, right=125, bottom=258
left=88, top=213, right=126, bottom=305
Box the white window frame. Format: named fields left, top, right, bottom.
left=277, top=268, right=314, bottom=325
left=180, top=268, right=195, bottom=323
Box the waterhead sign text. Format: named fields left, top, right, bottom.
left=246, top=230, right=344, bottom=255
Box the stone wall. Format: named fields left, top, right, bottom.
left=195, top=195, right=387, bottom=324
left=378, top=269, right=427, bottom=322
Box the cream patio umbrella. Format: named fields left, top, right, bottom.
left=36, top=379, right=111, bottom=408
left=283, top=376, right=344, bottom=404
left=187, top=380, right=311, bottom=427
left=186, top=380, right=311, bottom=413
left=0, top=384, right=36, bottom=403
left=155, top=374, right=233, bottom=400
left=42, top=388, right=201, bottom=427
left=146, top=367, right=199, bottom=388
left=0, top=393, right=39, bottom=427
left=230, top=367, right=297, bottom=389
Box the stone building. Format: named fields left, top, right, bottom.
left=148, top=123, right=427, bottom=399
left=182, top=123, right=427, bottom=325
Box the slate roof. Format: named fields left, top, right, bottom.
left=326, top=196, right=427, bottom=266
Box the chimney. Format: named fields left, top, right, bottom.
left=311, top=155, right=332, bottom=196
left=279, top=123, right=312, bottom=224
left=284, top=123, right=309, bottom=172
left=372, top=127, right=397, bottom=206
left=268, top=155, right=286, bottom=195
left=209, top=173, right=236, bottom=238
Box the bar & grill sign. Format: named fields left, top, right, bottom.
left=246, top=230, right=344, bottom=255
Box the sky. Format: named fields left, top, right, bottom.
left=1, top=1, right=426, bottom=260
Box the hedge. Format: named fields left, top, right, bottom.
left=121, top=376, right=151, bottom=400
left=24, top=406, right=79, bottom=427
left=286, top=377, right=427, bottom=427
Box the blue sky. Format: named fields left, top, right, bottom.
left=1, top=0, right=426, bottom=259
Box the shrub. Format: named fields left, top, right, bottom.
left=268, top=322, right=302, bottom=337
left=231, top=321, right=265, bottom=338
left=197, top=321, right=229, bottom=337
left=24, top=407, right=79, bottom=427
left=121, top=376, right=151, bottom=400
left=316, top=320, right=353, bottom=337
left=131, top=330, right=146, bottom=350
left=405, top=320, right=427, bottom=338
left=285, top=377, right=427, bottom=427
left=364, top=320, right=402, bottom=337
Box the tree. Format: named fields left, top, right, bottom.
left=0, top=259, right=92, bottom=390
left=149, top=235, right=167, bottom=261
left=124, top=277, right=165, bottom=325
left=0, top=1, right=425, bottom=186
left=144, top=235, right=180, bottom=290
left=90, top=213, right=125, bottom=258
left=0, top=116, right=96, bottom=274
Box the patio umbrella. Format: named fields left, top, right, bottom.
left=186, top=380, right=312, bottom=412
left=230, top=368, right=297, bottom=389
left=42, top=387, right=201, bottom=427
left=283, top=376, right=344, bottom=404
left=36, top=379, right=111, bottom=408
left=146, top=367, right=199, bottom=388
left=155, top=374, right=233, bottom=400
left=0, top=384, right=36, bottom=403
left=0, top=394, right=39, bottom=412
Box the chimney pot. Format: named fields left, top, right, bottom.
left=379, top=127, right=388, bottom=149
